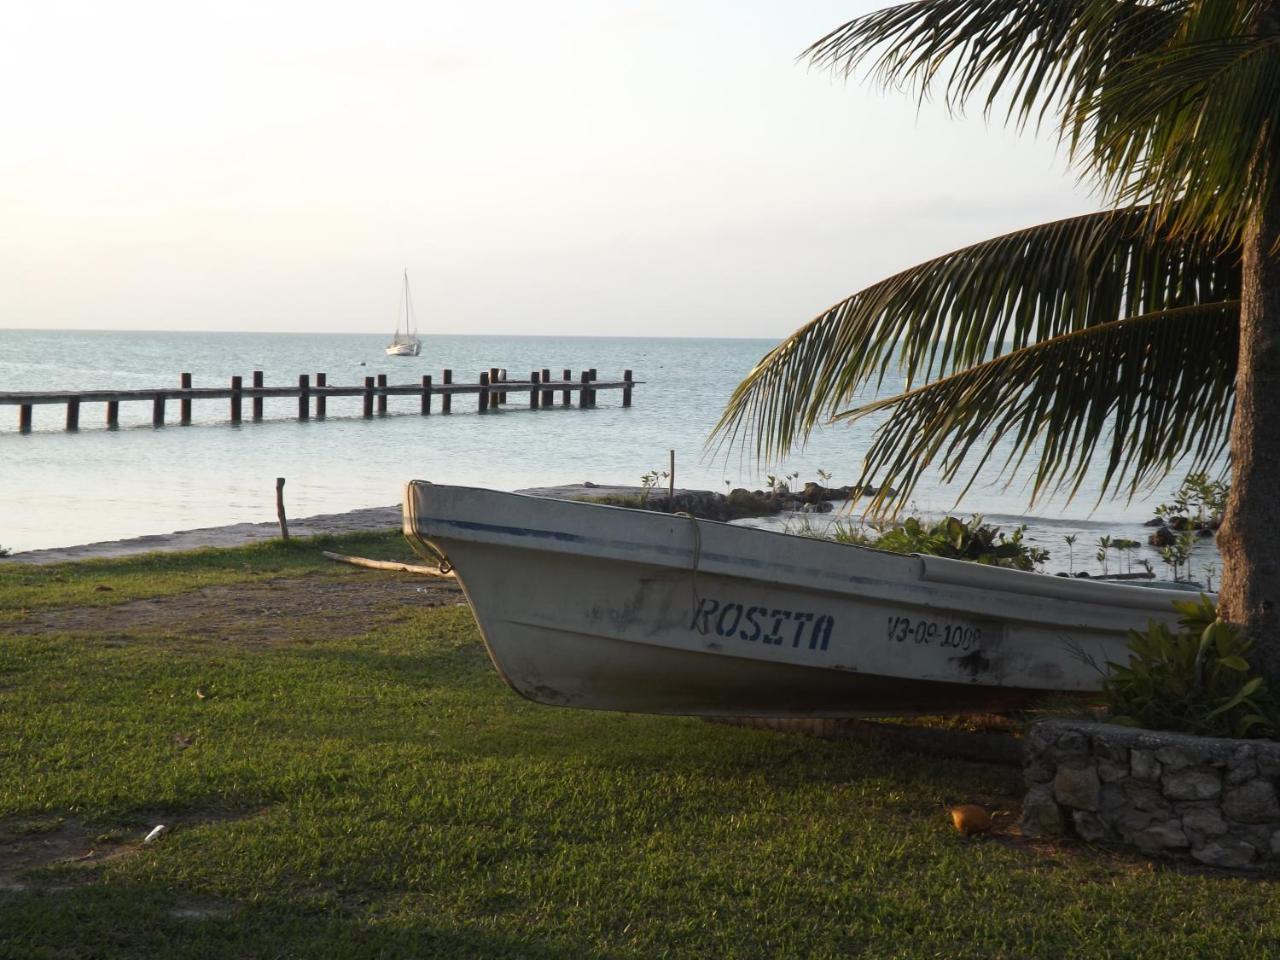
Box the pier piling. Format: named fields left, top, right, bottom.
left=377, top=374, right=388, bottom=415
left=441, top=369, right=452, bottom=413
left=479, top=372, right=490, bottom=413
left=252, top=371, right=264, bottom=421
left=152, top=394, right=165, bottom=427
left=530, top=371, right=541, bottom=409
left=363, top=377, right=374, bottom=418
left=541, top=368, right=553, bottom=407
left=106, top=400, right=119, bottom=429
left=298, top=374, right=310, bottom=420
left=623, top=369, right=633, bottom=407
left=315, top=373, right=326, bottom=419
left=65, top=398, right=80, bottom=431
left=579, top=371, right=590, bottom=409
left=230, top=376, right=243, bottom=423
left=421, top=375, right=432, bottom=415
left=562, top=369, right=572, bottom=406
left=180, top=373, right=192, bottom=424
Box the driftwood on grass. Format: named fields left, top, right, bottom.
left=321, top=551, right=455, bottom=578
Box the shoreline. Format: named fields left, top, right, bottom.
left=0, top=484, right=702, bottom=566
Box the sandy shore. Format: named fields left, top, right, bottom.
left=2, top=483, right=702, bottom=566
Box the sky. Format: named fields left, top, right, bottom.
left=1, top=1, right=1099, bottom=338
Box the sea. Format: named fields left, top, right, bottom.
left=0, top=329, right=1221, bottom=579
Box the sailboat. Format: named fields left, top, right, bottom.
left=385, top=269, right=421, bottom=357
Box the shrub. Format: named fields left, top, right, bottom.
left=1103, top=595, right=1280, bottom=740
left=831, top=515, right=1049, bottom=572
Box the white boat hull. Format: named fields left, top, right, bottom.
left=385, top=341, right=420, bottom=356
left=404, top=483, right=1194, bottom=718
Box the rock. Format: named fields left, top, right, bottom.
left=1054, top=764, right=1101, bottom=811
left=582, top=481, right=598, bottom=488
left=1020, top=785, right=1064, bottom=836
left=1143, top=517, right=1165, bottom=527
left=1163, top=766, right=1222, bottom=801
left=1155, top=745, right=1195, bottom=773
left=1092, top=735, right=1129, bottom=765
left=1256, top=753, right=1280, bottom=780
left=1113, top=808, right=1158, bottom=841
left=1054, top=730, right=1089, bottom=759
left=1226, top=747, right=1258, bottom=785
left=1097, top=759, right=1129, bottom=783
left=1130, top=820, right=1190, bottom=852
left=1130, top=749, right=1162, bottom=782
left=1191, top=839, right=1256, bottom=870
left=1027, top=723, right=1061, bottom=754
left=1148, top=525, right=1177, bottom=547
left=1072, top=810, right=1110, bottom=842
left=1123, top=780, right=1173, bottom=815
left=1024, top=758, right=1056, bottom=784
left=801, top=482, right=825, bottom=504
left=1223, top=780, right=1280, bottom=824
left=1179, top=805, right=1229, bottom=838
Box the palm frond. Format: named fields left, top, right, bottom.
left=837, top=301, right=1239, bottom=515
left=710, top=207, right=1238, bottom=462
left=1082, top=31, right=1280, bottom=244
left=805, top=0, right=1184, bottom=130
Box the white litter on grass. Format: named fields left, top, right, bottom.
left=143, top=825, right=167, bottom=843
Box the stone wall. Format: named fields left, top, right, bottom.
left=1021, top=719, right=1280, bottom=870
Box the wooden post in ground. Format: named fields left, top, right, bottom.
left=65, top=398, right=80, bottom=431
left=377, top=373, right=388, bottom=415
left=252, top=371, right=264, bottom=421
left=230, top=376, right=242, bottom=423
left=579, top=370, right=590, bottom=408
left=315, top=373, right=326, bottom=419
left=421, top=375, right=432, bottom=414
left=298, top=374, right=310, bottom=420
left=541, top=368, right=553, bottom=407
left=479, top=372, right=490, bottom=412
left=106, top=400, right=119, bottom=428
left=363, top=377, right=374, bottom=418
left=180, top=372, right=192, bottom=424
left=588, top=368, right=597, bottom=407
left=530, top=371, right=540, bottom=409
left=562, top=368, right=572, bottom=406
left=18, top=404, right=31, bottom=433
left=441, top=369, right=452, bottom=413
left=152, top=394, right=165, bottom=427
left=623, top=369, right=633, bottom=407
left=275, top=477, right=290, bottom=540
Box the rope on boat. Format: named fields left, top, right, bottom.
left=674, top=511, right=706, bottom=634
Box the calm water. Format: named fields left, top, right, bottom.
left=0, top=329, right=1219, bottom=577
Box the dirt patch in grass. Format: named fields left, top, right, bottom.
left=6, top=571, right=465, bottom=646
left=0, top=810, right=266, bottom=892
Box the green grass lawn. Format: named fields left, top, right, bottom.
left=1, top=535, right=1277, bottom=958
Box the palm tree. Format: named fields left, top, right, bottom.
left=713, top=1, right=1280, bottom=683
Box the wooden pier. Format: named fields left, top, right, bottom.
left=1, top=368, right=637, bottom=433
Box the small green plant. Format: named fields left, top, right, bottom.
left=1112, top=538, right=1142, bottom=574
left=1063, top=535, right=1077, bottom=575
left=0, top=545, right=10, bottom=558
left=1096, top=535, right=1113, bottom=576
left=1155, top=472, right=1229, bottom=532
left=833, top=515, right=1049, bottom=572
left=1159, top=528, right=1198, bottom=582
left=1103, top=596, right=1280, bottom=739
left=816, top=468, right=832, bottom=487
left=638, top=469, right=669, bottom=507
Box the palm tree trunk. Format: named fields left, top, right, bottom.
left=1219, top=185, right=1280, bottom=687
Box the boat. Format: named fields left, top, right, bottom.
left=404, top=482, right=1195, bottom=718
left=385, top=269, right=421, bottom=357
